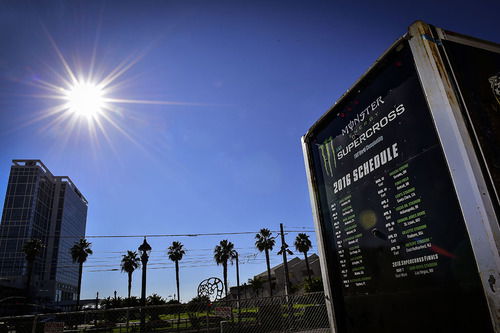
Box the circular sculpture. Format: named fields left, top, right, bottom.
left=197, top=277, right=224, bottom=302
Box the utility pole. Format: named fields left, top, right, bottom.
left=278, top=223, right=293, bottom=296
left=279, top=223, right=294, bottom=330
left=95, top=292, right=99, bottom=326
left=236, top=252, right=241, bottom=301
left=235, top=252, right=241, bottom=322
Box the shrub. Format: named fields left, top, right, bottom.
left=304, top=278, right=324, bottom=293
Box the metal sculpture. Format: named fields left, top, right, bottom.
left=197, top=277, right=224, bottom=302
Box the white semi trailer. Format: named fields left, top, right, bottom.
left=302, top=21, right=500, bottom=333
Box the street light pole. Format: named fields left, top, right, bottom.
left=138, top=237, right=152, bottom=333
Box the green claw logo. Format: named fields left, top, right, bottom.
left=489, top=73, right=500, bottom=106
left=318, top=137, right=336, bottom=177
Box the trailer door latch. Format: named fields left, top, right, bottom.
left=488, top=275, right=496, bottom=292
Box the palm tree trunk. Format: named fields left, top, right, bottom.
left=126, top=272, right=132, bottom=332
left=265, top=249, right=272, bottom=297
left=128, top=272, right=132, bottom=298
left=304, top=251, right=311, bottom=282
left=175, top=260, right=180, bottom=302
left=223, top=262, right=228, bottom=296
left=77, top=263, right=83, bottom=310
left=175, top=260, right=181, bottom=332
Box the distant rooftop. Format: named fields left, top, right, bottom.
left=12, top=159, right=52, bottom=175
left=255, top=253, right=319, bottom=279
left=12, top=159, right=88, bottom=205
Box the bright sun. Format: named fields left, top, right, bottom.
left=64, top=81, right=106, bottom=119
left=30, top=33, right=204, bottom=148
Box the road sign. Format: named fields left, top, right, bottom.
left=214, top=306, right=232, bottom=319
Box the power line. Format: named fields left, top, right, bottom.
left=40, top=255, right=265, bottom=267
left=4, top=247, right=275, bottom=266
left=0, top=229, right=315, bottom=241
left=86, top=259, right=277, bottom=273
left=47, top=249, right=286, bottom=270
left=101, top=246, right=259, bottom=254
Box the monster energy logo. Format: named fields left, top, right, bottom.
left=318, top=137, right=336, bottom=177
left=489, top=73, right=500, bottom=106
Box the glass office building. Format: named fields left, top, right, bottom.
left=0, top=160, right=88, bottom=303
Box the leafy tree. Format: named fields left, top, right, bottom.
left=101, top=296, right=124, bottom=309
left=123, top=296, right=140, bottom=307
left=146, top=293, right=167, bottom=320
left=255, top=228, right=276, bottom=296
left=147, top=293, right=166, bottom=305
left=188, top=295, right=210, bottom=304
left=167, top=241, right=185, bottom=302
left=166, top=299, right=180, bottom=305
left=70, top=238, right=93, bottom=309
left=294, top=233, right=313, bottom=282
left=22, top=238, right=44, bottom=295
left=121, top=251, right=141, bottom=298
left=248, top=277, right=264, bottom=298
left=187, top=295, right=210, bottom=313
left=164, top=299, right=181, bottom=315
left=213, top=240, right=237, bottom=296
left=186, top=296, right=211, bottom=329
left=186, top=296, right=211, bottom=312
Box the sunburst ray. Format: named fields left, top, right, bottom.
left=11, top=26, right=214, bottom=156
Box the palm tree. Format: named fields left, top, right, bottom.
left=70, top=238, right=93, bottom=309
left=213, top=240, right=237, bottom=296
left=22, top=238, right=44, bottom=295
left=167, top=241, right=185, bottom=302
left=294, top=233, right=313, bottom=282
left=255, top=228, right=276, bottom=296
left=121, top=251, right=141, bottom=298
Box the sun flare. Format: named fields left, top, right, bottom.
left=64, top=81, right=106, bottom=119
left=24, top=30, right=208, bottom=153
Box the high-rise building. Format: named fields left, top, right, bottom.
left=0, top=160, right=88, bottom=304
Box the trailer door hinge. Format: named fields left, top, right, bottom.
left=421, top=34, right=442, bottom=46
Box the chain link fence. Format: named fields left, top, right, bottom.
left=0, top=292, right=329, bottom=333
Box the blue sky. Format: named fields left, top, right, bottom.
left=0, top=0, right=499, bottom=302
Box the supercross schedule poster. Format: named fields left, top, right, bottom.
left=305, top=41, right=493, bottom=333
